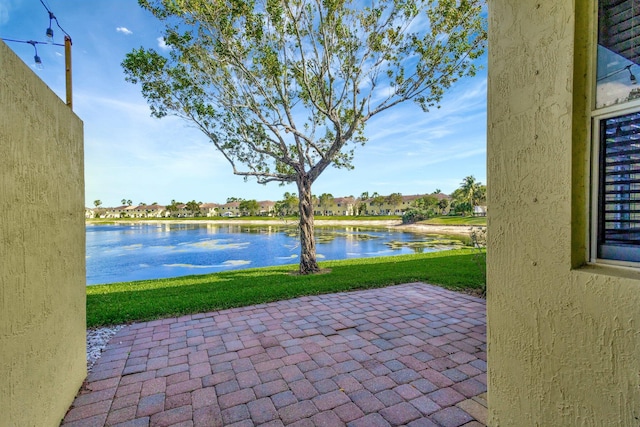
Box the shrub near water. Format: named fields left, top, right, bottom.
left=86, top=249, right=485, bottom=327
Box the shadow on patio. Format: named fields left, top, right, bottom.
left=62, top=283, right=486, bottom=427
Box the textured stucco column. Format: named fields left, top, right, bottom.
left=0, top=41, right=86, bottom=426
left=487, top=1, right=640, bottom=425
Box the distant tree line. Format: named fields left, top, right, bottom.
left=92, top=176, right=486, bottom=220
left=401, top=176, right=486, bottom=223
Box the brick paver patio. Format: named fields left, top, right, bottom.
left=61, top=283, right=486, bottom=427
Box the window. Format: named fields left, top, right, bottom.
left=592, top=0, right=640, bottom=264
left=595, top=111, right=640, bottom=262
left=596, top=1, right=640, bottom=109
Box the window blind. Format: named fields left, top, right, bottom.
left=598, top=111, right=640, bottom=261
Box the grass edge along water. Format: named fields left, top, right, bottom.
left=87, top=248, right=485, bottom=327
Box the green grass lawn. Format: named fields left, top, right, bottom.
left=87, top=249, right=485, bottom=327
left=422, top=216, right=487, bottom=226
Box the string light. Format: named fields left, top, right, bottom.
left=46, top=12, right=54, bottom=39
left=629, top=65, right=637, bottom=84
left=1, top=1, right=70, bottom=69
left=597, top=64, right=638, bottom=84
left=0, top=38, right=62, bottom=69
left=28, top=40, right=43, bottom=69
left=0, top=1, right=73, bottom=108
left=40, top=0, right=70, bottom=41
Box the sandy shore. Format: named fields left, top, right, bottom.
left=126, top=218, right=478, bottom=236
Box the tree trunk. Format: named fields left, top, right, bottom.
left=297, top=175, right=320, bottom=274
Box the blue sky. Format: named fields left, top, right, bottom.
left=1, top=0, right=487, bottom=207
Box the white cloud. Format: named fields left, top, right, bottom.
left=0, top=7, right=8, bottom=26
left=597, top=81, right=636, bottom=108
left=157, top=37, right=170, bottom=50
left=0, top=0, right=20, bottom=26
left=116, top=27, right=133, bottom=35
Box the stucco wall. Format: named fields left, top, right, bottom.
left=487, top=1, right=640, bottom=425
left=0, top=41, right=86, bottom=426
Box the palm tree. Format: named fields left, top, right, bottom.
left=166, top=200, right=180, bottom=217
left=457, top=176, right=487, bottom=215
left=460, top=176, right=480, bottom=207
left=186, top=200, right=201, bottom=216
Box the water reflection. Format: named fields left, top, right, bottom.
left=86, top=223, right=464, bottom=285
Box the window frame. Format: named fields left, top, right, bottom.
left=591, top=101, right=640, bottom=266
left=590, top=0, right=640, bottom=266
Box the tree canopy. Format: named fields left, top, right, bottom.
left=186, top=200, right=201, bottom=215
left=318, top=193, right=335, bottom=213
left=123, top=0, right=486, bottom=273
left=239, top=199, right=261, bottom=215
left=386, top=193, right=403, bottom=209
left=166, top=199, right=182, bottom=216
left=274, top=191, right=299, bottom=216
left=402, top=194, right=440, bottom=223
left=451, top=175, right=486, bottom=214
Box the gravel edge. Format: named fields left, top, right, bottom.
left=86, top=325, right=124, bottom=372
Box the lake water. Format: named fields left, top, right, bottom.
left=86, top=223, right=464, bottom=285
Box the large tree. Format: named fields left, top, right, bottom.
left=459, top=175, right=485, bottom=206
left=371, top=194, right=387, bottom=214
left=275, top=191, right=299, bottom=216
left=451, top=175, right=485, bottom=214
left=318, top=193, right=335, bottom=215
left=166, top=199, right=181, bottom=217
left=123, top=0, right=486, bottom=274
left=386, top=192, right=403, bottom=214
left=239, top=199, right=260, bottom=216
left=186, top=200, right=201, bottom=216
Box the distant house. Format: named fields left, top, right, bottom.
left=361, top=193, right=451, bottom=216
left=126, top=204, right=166, bottom=218
left=87, top=193, right=452, bottom=219
left=218, top=202, right=240, bottom=217
left=175, top=203, right=191, bottom=217
left=333, top=197, right=356, bottom=215
left=473, top=205, right=487, bottom=217
left=258, top=200, right=275, bottom=216
left=104, top=205, right=134, bottom=218
left=314, top=197, right=356, bottom=216
left=199, top=203, right=219, bottom=217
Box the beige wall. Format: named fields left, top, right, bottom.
left=487, top=1, right=640, bottom=425
left=0, top=41, right=86, bottom=426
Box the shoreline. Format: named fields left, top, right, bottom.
left=89, top=218, right=479, bottom=236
